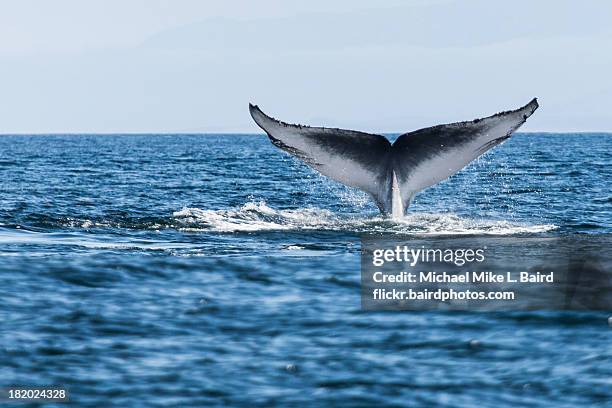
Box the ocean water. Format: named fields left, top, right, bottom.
left=0, top=133, right=610, bottom=407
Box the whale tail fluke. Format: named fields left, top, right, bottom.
left=249, top=99, right=539, bottom=217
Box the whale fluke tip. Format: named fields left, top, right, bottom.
left=524, top=97, right=539, bottom=117
left=248, top=103, right=262, bottom=121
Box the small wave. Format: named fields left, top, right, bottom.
left=173, top=201, right=337, bottom=232
left=172, top=200, right=557, bottom=235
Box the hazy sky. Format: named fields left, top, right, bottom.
left=0, top=0, right=611, bottom=133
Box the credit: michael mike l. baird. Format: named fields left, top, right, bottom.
left=361, top=235, right=612, bottom=311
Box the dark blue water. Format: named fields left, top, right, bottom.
left=0, top=134, right=610, bottom=407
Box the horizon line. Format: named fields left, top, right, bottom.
left=1, top=131, right=612, bottom=136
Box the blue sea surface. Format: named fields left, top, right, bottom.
left=0, top=134, right=610, bottom=407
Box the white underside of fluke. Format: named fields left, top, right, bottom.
left=391, top=170, right=404, bottom=219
